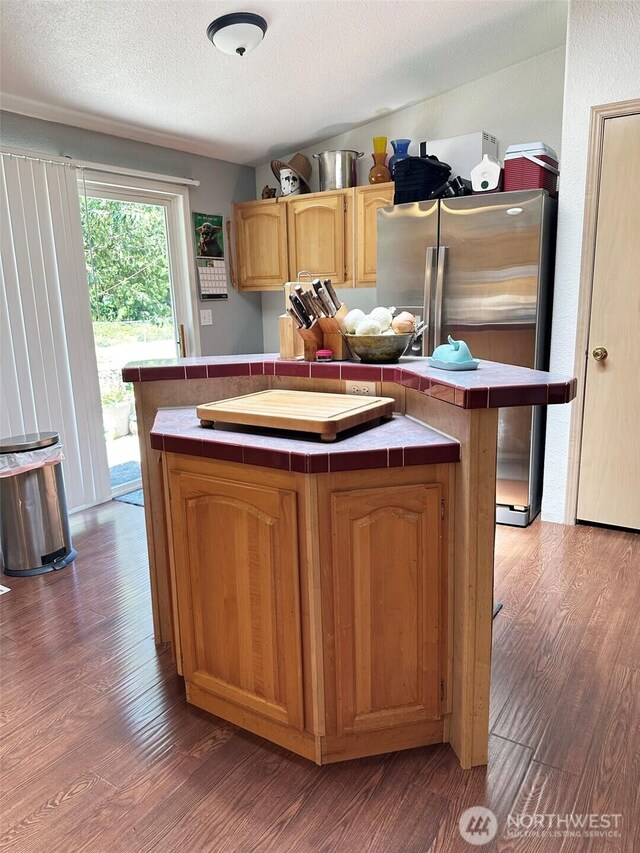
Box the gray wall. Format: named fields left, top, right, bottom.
left=0, top=110, right=263, bottom=356
left=259, top=47, right=566, bottom=350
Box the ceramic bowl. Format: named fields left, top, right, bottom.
left=346, top=333, right=414, bottom=364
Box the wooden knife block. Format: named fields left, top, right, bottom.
left=317, top=315, right=351, bottom=361
left=278, top=314, right=305, bottom=360
left=279, top=287, right=352, bottom=362
left=296, top=323, right=325, bottom=361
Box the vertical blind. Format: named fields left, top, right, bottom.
left=0, top=153, right=111, bottom=510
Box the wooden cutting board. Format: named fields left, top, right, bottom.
left=196, top=390, right=394, bottom=442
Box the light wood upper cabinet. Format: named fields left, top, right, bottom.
left=233, top=199, right=289, bottom=291
left=286, top=190, right=353, bottom=286
left=355, top=184, right=394, bottom=286
left=167, top=467, right=304, bottom=730
left=232, top=185, right=395, bottom=291
left=329, top=482, right=443, bottom=736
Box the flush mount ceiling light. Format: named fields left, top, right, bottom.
left=207, top=12, right=267, bottom=56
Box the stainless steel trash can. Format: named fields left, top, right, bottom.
left=0, top=432, right=77, bottom=576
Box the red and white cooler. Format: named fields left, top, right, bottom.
left=504, top=142, right=559, bottom=197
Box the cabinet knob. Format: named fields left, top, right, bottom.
left=592, top=346, right=608, bottom=362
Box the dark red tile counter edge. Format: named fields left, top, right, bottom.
left=151, top=409, right=461, bottom=474
left=123, top=353, right=577, bottom=410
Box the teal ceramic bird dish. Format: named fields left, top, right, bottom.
left=429, top=336, right=480, bottom=371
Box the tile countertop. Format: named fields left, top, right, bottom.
left=123, top=353, right=577, bottom=410
left=151, top=407, right=460, bottom=474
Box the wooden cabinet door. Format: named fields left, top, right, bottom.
left=331, top=483, right=443, bottom=734
left=168, top=469, right=304, bottom=729
left=355, top=184, right=394, bottom=286
left=233, top=199, right=288, bottom=291
left=286, top=190, right=352, bottom=285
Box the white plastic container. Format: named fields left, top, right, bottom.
left=470, top=154, right=503, bottom=194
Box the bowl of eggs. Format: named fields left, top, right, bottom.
left=341, top=307, right=418, bottom=363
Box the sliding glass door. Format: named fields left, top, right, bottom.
left=81, top=193, right=176, bottom=493
left=79, top=174, right=199, bottom=498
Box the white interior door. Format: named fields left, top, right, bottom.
left=577, top=112, right=640, bottom=530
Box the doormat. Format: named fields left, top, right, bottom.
left=110, top=460, right=142, bottom=489
left=114, top=489, right=144, bottom=507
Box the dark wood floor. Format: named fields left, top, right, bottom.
left=1, top=502, right=638, bottom=852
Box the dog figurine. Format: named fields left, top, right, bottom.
left=261, top=185, right=277, bottom=199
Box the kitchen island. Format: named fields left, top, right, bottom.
left=124, top=354, right=576, bottom=769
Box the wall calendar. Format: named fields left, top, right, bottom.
left=193, top=212, right=228, bottom=300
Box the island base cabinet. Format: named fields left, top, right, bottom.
left=164, top=454, right=452, bottom=764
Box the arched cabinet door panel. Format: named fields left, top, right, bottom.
left=286, top=191, right=352, bottom=285
left=234, top=199, right=289, bottom=291
left=329, top=482, right=443, bottom=735
left=167, top=468, right=304, bottom=730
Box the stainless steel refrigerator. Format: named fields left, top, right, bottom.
left=377, top=190, right=557, bottom=526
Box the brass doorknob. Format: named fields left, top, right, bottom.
left=592, top=346, right=608, bottom=362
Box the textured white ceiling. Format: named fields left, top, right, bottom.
left=0, top=0, right=567, bottom=166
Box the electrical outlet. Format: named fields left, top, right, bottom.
left=345, top=380, right=377, bottom=396
left=200, top=309, right=213, bottom=326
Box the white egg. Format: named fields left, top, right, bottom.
left=355, top=317, right=382, bottom=335
left=344, top=308, right=365, bottom=334
left=370, top=306, right=394, bottom=331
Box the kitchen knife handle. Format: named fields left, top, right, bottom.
left=300, top=290, right=318, bottom=320
left=290, top=294, right=310, bottom=327
left=434, top=246, right=447, bottom=349
left=287, top=307, right=303, bottom=328
left=309, top=290, right=325, bottom=316
left=323, top=279, right=341, bottom=311
left=317, top=286, right=335, bottom=316
left=294, top=286, right=315, bottom=320
left=288, top=295, right=304, bottom=325
left=311, top=279, right=332, bottom=315
left=422, top=247, right=435, bottom=355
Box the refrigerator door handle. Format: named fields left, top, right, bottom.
left=434, top=246, right=447, bottom=347
left=422, top=246, right=436, bottom=354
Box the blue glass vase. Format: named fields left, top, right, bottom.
left=389, top=139, right=411, bottom=176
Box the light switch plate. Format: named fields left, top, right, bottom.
left=200, top=309, right=213, bottom=326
